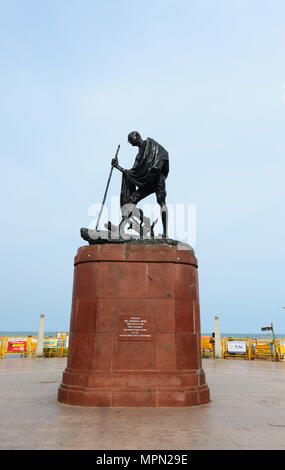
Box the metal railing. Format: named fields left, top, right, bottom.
left=1, top=335, right=284, bottom=361
left=0, top=337, right=34, bottom=359
left=222, top=338, right=254, bottom=360
left=201, top=336, right=285, bottom=361
left=43, top=337, right=68, bottom=357
left=0, top=336, right=68, bottom=359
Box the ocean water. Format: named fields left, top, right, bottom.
left=202, top=332, right=285, bottom=339
left=0, top=331, right=63, bottom=337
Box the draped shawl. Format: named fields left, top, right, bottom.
left=120, top=138, right=169, bottom=208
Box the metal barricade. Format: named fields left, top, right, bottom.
left=201, top=336, right=214, bottom=358
left=0, top=336, right=69, bottom=359
left=253, top=339, right=278, bottom=361
left=222, top=338, right=253, bottom=360
left=0, top=337, right=4, bottom=359
left=43, top=337, right=68, bottom=357
left=221, top=337, right=282, bottom=361
left=0, top=337, right=33, bottom=359
left=275, top=339, right=285, bottom=361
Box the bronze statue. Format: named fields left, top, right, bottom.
left=111, top=131, right=169, bottom=238
left=81, top=131, right=170, bottom=243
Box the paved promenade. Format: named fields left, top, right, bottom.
left=0, top=357, right=284, bottom=450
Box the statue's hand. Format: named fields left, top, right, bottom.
left=112, top=160, right=125, bottom=174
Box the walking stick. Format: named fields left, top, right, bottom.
left=95, top=144, right=120, bottom=231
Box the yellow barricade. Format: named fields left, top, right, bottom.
left=222, top=338, right=253, bottom=360
left=253, top=339, right=277, bottom=361
left=221, top=338, right=283, bottom=361
left=43, top=337, right=69, bottom=358
left=275, top=339, right=285, bottom=360
left=201, top=336, right=214, bottom=357
left=0, top=337, right=4, bottom=359
left=1, top=335, right=284, bottom=361
left=0, top=336, right=69, bottom=359
left=0, top=337, right=34, bottom=359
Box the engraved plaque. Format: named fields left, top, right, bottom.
left=118, top=314, right=153, bottom=340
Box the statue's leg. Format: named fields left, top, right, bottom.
left=156, top=183, right=168, bottom=238
left=158, top=202, right=168, bottom=238
left=119, top=186, right=152, bottom=237
left=118, top=192, right=140, bottom=234
left=118, top=174, right=136, bottom=233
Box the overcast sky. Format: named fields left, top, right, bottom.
left=1, top=0, right=285, bottom=333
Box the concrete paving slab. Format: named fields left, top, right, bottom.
left=0, top=357, right=284, bottom=450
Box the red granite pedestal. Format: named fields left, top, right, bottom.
left=57, top=242, right=210, bottom=407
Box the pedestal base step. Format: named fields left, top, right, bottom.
left=58, top=384, right=210, bottom=407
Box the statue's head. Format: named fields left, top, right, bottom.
left=128, top=131, right=143, bottom=147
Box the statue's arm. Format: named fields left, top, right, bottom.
left=112, top=153, right=140, bottom=174
left=111, top=158, right=125, bottom=173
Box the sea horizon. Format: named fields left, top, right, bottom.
left=1, top=330, right=285, bottom=339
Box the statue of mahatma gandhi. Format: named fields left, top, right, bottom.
left=81, top=131, right=169, bottom=243
left=111, top=131, right=169, bottom=238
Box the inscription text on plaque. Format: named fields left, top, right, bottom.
left=118, top=314, right=153, bottom=340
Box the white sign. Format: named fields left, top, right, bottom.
left=227, top=341, right=247, bottom=354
